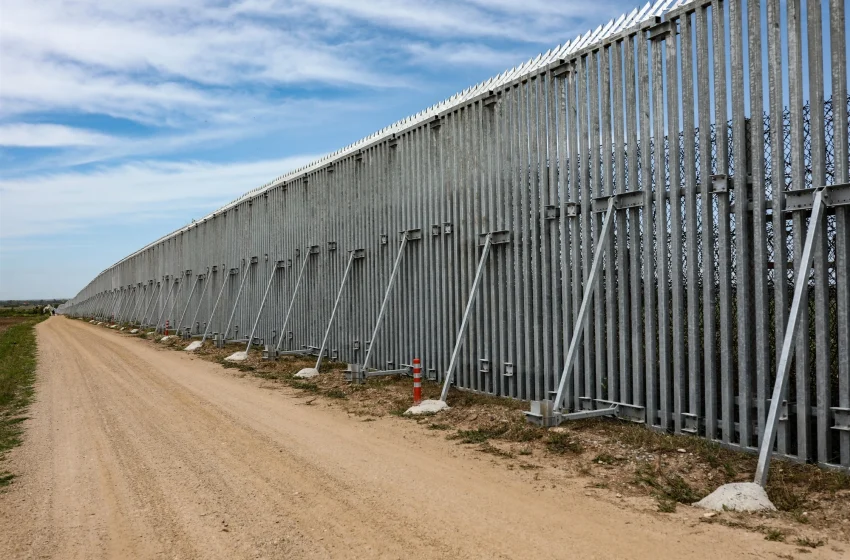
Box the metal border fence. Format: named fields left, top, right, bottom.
left=61, top=0, right=850, bottom=472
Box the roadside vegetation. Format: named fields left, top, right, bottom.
left=86, top=317, right=850, bottom=552
left=0, top=315, right=47, bottom=487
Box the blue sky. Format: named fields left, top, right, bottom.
left=0, top=0, right=658, bottom=299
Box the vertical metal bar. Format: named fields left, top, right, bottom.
left=748, top=0, right=770, bottom=448
left=666, top=17, right=685, bottom=434
left=613, top=37, right=630, bottom=404
left=713, top=0, right=735, bottom=445
left=682, top=10, right=702, bottom=430
left=626, top=32, right=643, bottom=408
left=807, top=0, right=830, bottom=466
left=766, top=0, right=789, bottom=455
left=730, top=0, right=753, bottom=448
left=787, top=0, right=811, bottom=462
left=202, top=270, right=229, bottom=343
left=639, top=27, right=657, bottom=426
left=440, top=233, right=494, bottom=402
left=830, top=0, right=850, bottom=468
left=755, top=191, right=825, bottom=486
left=652, top=28, right=671, bottom=431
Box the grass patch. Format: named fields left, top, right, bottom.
left=764, top=528, right=786, bottom=542
left=427, top=423, right=451, bottom=431
left=794, top=537, right=825, bottom=549
left=0, top=316, right=46, bottom=487
left=633, top=463, right=706, bottom=504
left=545, top=431, right=583, bottom=455
left=323, top=389, right=348, bottom=399
left=448, top=424, right=509, bottom=444
left=656, top=498, right=677, bottom=513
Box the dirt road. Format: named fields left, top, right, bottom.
left=0, top=318, right=840, bottom=559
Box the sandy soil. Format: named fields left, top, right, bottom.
left=0, top=317, right=843, bottom=559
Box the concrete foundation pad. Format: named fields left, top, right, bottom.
left=130, top=329, right=139, bottom=334
left=185, top=341, right=203, bottom=352
left=160, top=336, right=173, bottom=342
left=295, top=367, right=319, bottom=378
left=225, top=351, right=248, bottom=362
left=404, top=400, right=450, bottom=416
left=694, top=482, right=776, bottom=512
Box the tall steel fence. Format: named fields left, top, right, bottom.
left=62, top=0, right=850, bottom=472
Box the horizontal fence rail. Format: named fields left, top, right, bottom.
left=61, top=0, right=850, bottom=472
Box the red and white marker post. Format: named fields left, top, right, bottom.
left=165, top=320, right=170, bottom=336
left=413, top=358, right=422, bottom=405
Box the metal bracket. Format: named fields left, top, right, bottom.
left=308, top=245, right=320, bottom=255
left=545, top=206, right=560, bottom=220
left=504, top=362, right=514, bottom=377
left=352, top=248, right=366, bottom=259
left=648, top=20, right=672, bottom=41
left=479, top=359, right=490, bottom=375
left=328, top=241, right=337, bottom=252
left=710, top=174, right=733, bottom=194
left=591, top=190, right=646, bottom=213
left=785, top=183, right=850, bottom=212
left=831, top=408, right=850, bottom=432
left=250, top=256, right=259, bottom=264
left=682, top=413, right=699, bottom=434
left=404, top=228, right=422, bottom=241
left=478, top=230, right=511, bottom=246
left=380, top=234, right=388, bottom=245
left=565, top=202, right=580, bottom=217
left=443, top=222, right=453, bottom=235
left=431, top=224, right=442, bottom=237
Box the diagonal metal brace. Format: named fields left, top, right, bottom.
left=755, top=188, right=826, bottom=486
left=315, top=248, right=365, bottom=371
left=362, top=229, right=421, bottom=370
left=440, top=230, right=510, bottom=402
left=543, top=196, right=617, bottom=416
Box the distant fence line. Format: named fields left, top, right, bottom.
left=62, top=0, right=850, bottom=472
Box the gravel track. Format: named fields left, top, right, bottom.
left=0, top=317, right=839, bottom=559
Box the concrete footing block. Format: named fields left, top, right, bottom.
left=694, top=482, right=776, bottom=512
left=130, top=329, right=139, bottom=334
left=225, top=351, right=248, bottom=362
left=160, top=335, right=173, bottom=342
left=295, top=367, right=319, bottom=378
left=404, top=400, right=450, bottom=416
left=185, top=341, right=203, bottom=352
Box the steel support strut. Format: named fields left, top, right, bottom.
left=156, top=276, right=178, bottom=333
left=552, top=197, right=616, bottom=412
left=274, top=246, right=319, bottom=354
left=755, top=189, right=825, bottom=486
left=176, top=272, right=200, bottom=332
left=315, top=249, right=364, bottom=371
left=244, top=260, right=283, bottom=354
left=201, top=267, right=236, bottom=344
left=440, top=231, right=510, bottom=402
left=223, top=259, right=254, bottom=340
left=362, top=230, right=421, bottom=370
left=189, top=269, right=211, bottom=333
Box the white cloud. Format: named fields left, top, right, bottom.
left=0, top=124, right=114, bottom=147
left=0, top=155, right=320, bottom=239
